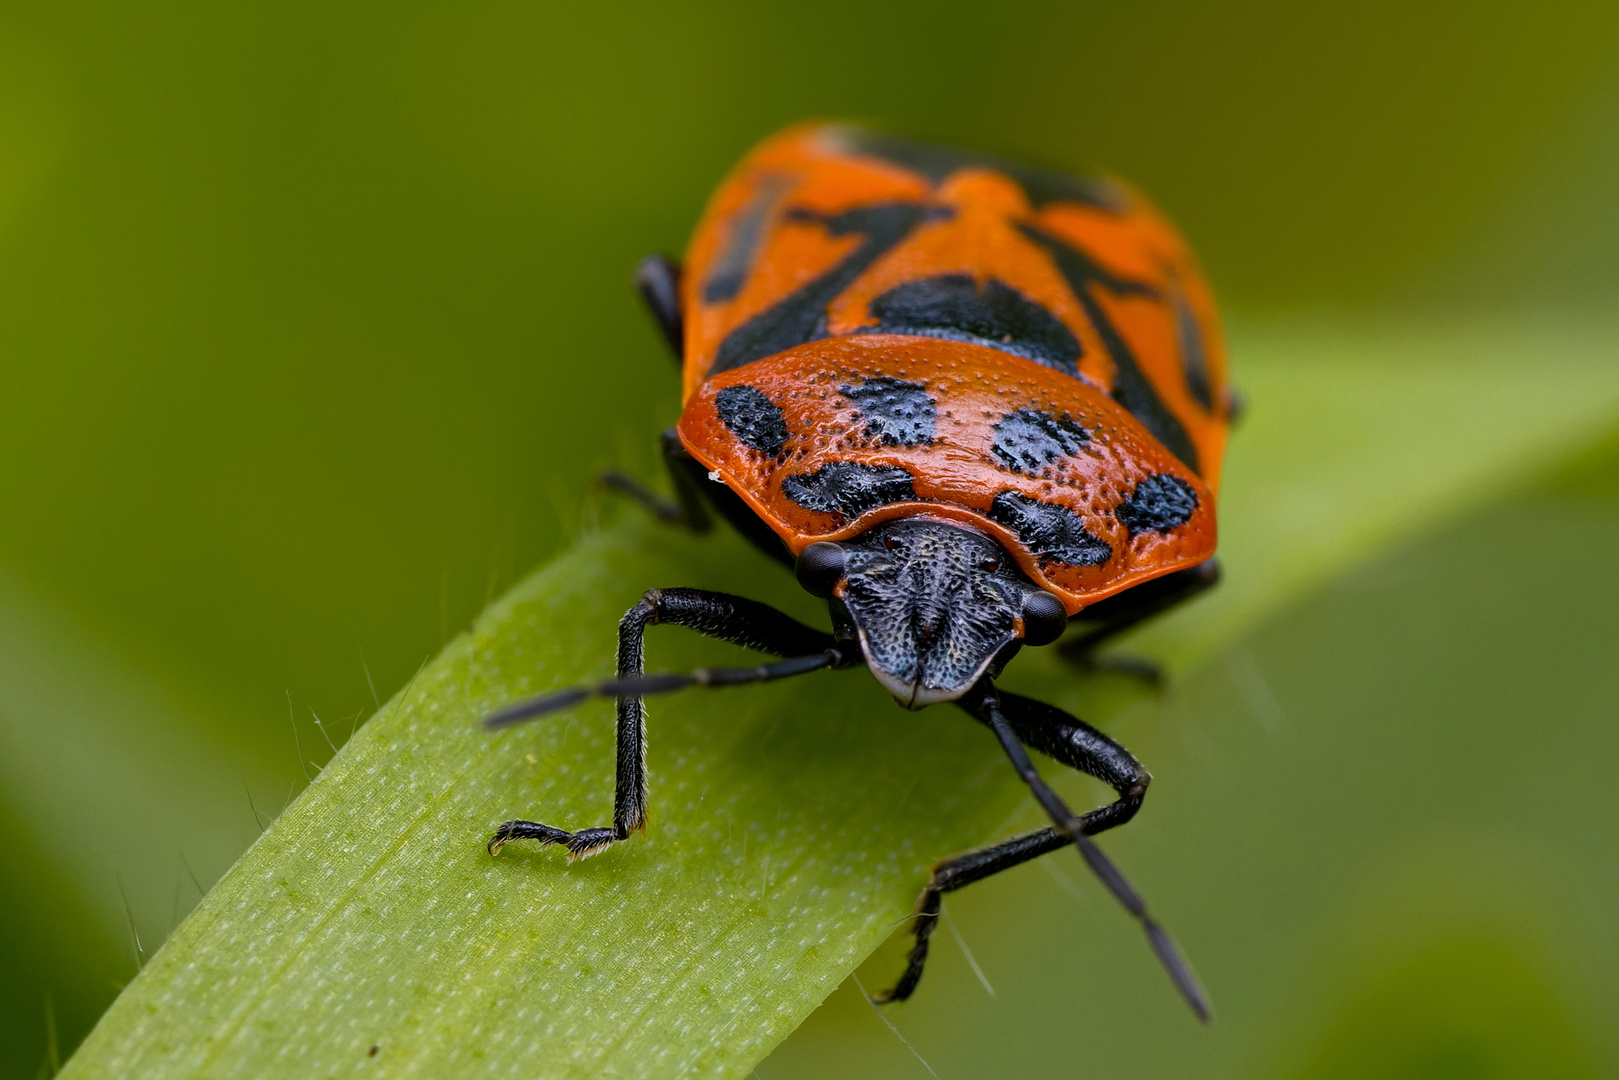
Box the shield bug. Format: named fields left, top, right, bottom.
left=486, top=123, right=1236, bottom=1018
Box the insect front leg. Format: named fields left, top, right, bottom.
left=876, top=688, right=1149, bottom=1002
left=489, top=588, right=849, bottom=859
left=959, top=682, right=1210, bottom=1019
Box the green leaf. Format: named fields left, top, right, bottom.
left=59, top=317, right=1619, bottom=1078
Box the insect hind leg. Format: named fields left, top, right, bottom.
left=633, top=252, right=683, bottom=363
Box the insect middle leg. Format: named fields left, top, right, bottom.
left=1058, top=559, right=1220, bottom=685
left=876, top=689, right=1149, bottom=1002
left=488, top=588, right=845, bottom=859
left=600, top=427, right=715, bottom=532
left=602, top=427, right=796, bottom=568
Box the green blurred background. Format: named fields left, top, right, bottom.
left=2, top=1, right=1618, bottom=1075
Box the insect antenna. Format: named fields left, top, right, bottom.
left=484, top=649, right=845, bottom=729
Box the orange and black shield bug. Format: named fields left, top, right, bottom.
left=487, top=123, right=1236, bottom=1019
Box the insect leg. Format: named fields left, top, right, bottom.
left=488, top=588, right=853, bottom=858
left=600, top=428, right=714, bottom=533
left=988, top=687, right=1150, bottom=833
left=689, top=461, right=798, bottom=568
left=1058, top=559, right=1220, bottom=685
left=878, top=689, right=1149, bottom=1002
left=633, top=252, right=683, bottom=363
left=875, top=828, right=1068, bottom=1003
left=957, top=681, right=1212, bottom=1021
left=602, top=429, right=797, bottom=568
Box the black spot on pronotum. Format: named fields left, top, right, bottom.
left=715, top=385, right=789, bottom=455
left=865, top=275, right=1083, bottom=376
left=1115, top=474, right=1199, bottom=534
left=782, top=462, right=916, bottom=519
left=989, top=490, right=1112, bottom=567
left=992, top=409, right=1089, bottom=473
left=839, top=377, right=936, bottom=446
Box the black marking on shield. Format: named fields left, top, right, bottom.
left=716, top=385, right=789, bottom=455
left=710, top=202, right=946, bottom=377
left=827, top=125, right=1127, bottom=212
left=992, top=409, right=1090, bottom=474
left=782, top=462, right=917, bottom=519
left=989, top=490, right=1112, bottom=567
left=702, top=174, right=791, bottom=305
left=1020, top=224, right=1202, bottom=476
left=1171, top=285, right=1215, bottom=413
left=1115, top=474, right=1199, bottom=534
left=838, top=377, right=936, bottom=446
left=864, top=274, right=1082, bottom=376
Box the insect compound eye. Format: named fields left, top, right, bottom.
left=1020, top=590, right=1068, bottom=646
left=795, top=541, right=848, bottom=598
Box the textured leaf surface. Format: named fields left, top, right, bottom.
left=60, top=319, right=1619, bottom=1078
